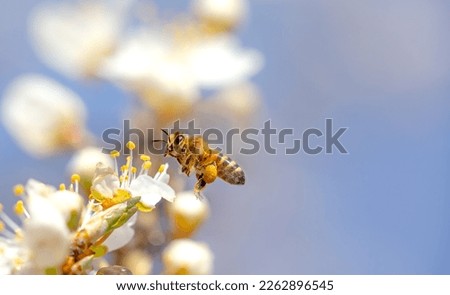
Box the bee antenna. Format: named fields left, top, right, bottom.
left=161, top=129, right=169, bottom=136
left=152, top=139, right=167, bottom=143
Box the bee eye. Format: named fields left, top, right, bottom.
left=174, top=134, right=184, bottom=145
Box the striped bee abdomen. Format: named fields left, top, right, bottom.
left=215, top=153, right=245, bottom=185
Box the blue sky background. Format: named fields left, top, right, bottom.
left=1, top=0, right=449, bottom=274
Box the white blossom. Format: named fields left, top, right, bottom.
left=28, top=0, right=130, bottom=78
left=67, top=147, right=115, bottom=191
left=91, top=145, right=176, bottom=211
left=162, top=239, right=213, bottom=274
left=167, top=191, right=209, bottom=238
left=23, top=194, right=71, bottom=270
left=1, top=74, right=88, bottom=157
left=0, top=182, right=72, bottom=274
left=103, top=214, right=137, bottom=252
left=192, top=0, right=248, bottom=30
left=186, top=34, right=263, bottom=89
left=98, top=30, right=200, bottom=103
left=99, top=30, right=263, bottom=99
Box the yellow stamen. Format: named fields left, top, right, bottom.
left=137, top=202, right=154, bottom=213
left=101, top=189, right=132, bottom=209
left=0, top=220, right=4, bottom=232
left=126, top=141, right=136, bottom=151
left=15, top=229, right=24, bottom=241
left=14, top=201, right=25, bottom=216
left=59, top=183, right=66, bottom=191
left=110, top=150, right=120, bottom=158
left=13, top=257, right=25, bottom=268
left=71, top=174, right=81, bottom=183
left=45, top=267, right=58, bottom=275
left=140, top=155, right=151, bottom=161
left=143, top=161, right=152, bottom=170
left=131, top=167, right=137, bottom=174
left=120, top=165, right=127, bottom=172
left=13, top=184, right=24, bottom=196
left=158, top=165, right=165, bottom=173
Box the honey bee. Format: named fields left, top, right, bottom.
left=157, top=130, right=245, bottom=197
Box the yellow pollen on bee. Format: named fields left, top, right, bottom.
left=140, top=155, right=151, bottom=161
left=126, top=141, right=136, bottom=151
left=13, top=184, right=24, bottom=196
left=71, top=174, right=81, bottom=183
left=59, top=183, right=66, bottom=191
left=203, top=165, right=217, bottom=184
left=110, top=150, right=120, bottom=158
left=14, top=201, right=25, bottom=216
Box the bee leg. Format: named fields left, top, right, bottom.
left=181, top=166, right=191, bottom=176
left=194, top=174, right=207, bottom=199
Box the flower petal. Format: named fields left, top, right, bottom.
left=129, top=174, right=176, bottom=206
left=91, top=163, right=120, bottom=199
left=24, top=195, right=70, bottom=269
left=103, top=225, right=135, bottom=252
left=187, top=35, right=263, bottom=88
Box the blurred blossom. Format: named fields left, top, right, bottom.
left=0, top=180, right=72, bottom=274
left=22, top=189, right=72, bottom=272
left=28, top=0, right=130, bottom=78
left=67, top=147, right=115, bottom=193
left=1, top=74, right=89, bottom=158
left=186, top=34, right=263, bottom=89
left=199, top=82, right=262, bottom=126
left=192, top=0, right=248, bottom=33
left=121, top=249, right=153, bottom=275
left=98, top=29, right=200, bottom=120
left=99, top=30, right=262, bottom=118
left=167, top=191, right=210, bottom=239
left=45, top=189, right=84, bottom=230
left=162, top=238, right=213, bottom=275
left=96, top=265, right=133, bottom=275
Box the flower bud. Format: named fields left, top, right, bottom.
left=167, top=191, right=209, bottom=238
left=162, top=239, right=213, bottom=274
left=192, top=0, right=248, bottom=33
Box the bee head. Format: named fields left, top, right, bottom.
left=165, top=131, right=187, bottom=157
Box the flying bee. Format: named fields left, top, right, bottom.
left=155, top=130, right=245, bottom=197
